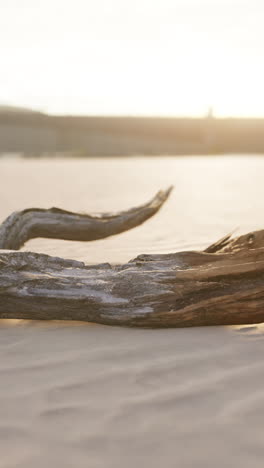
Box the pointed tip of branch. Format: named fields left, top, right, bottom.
left=151, top=185, right=174, bottom=208
left=161, top=185, right=174, bottom=199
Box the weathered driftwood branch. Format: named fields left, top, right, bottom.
left=0, top=187, right=172, bottom=250
left=1, top=187, right=264, bottom=328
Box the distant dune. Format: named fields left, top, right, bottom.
left=0, top=105, right=43, bottom=115
left=1, top=107, right=264, bottom=156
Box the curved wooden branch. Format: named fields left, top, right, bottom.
left=1, top=187, right=264, bottom=328
left=1, top=246, right=264, bottom=327
left=0, top=186, right=173, bottom=250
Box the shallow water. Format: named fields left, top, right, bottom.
left=1, top=155, right=264, bottom=468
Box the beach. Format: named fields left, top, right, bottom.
left=1, top=155, right=264, bottom=467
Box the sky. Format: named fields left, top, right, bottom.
left=1, top=0, right=264, bottom=117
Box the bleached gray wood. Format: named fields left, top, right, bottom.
left=0, top=187, right=172, bottom=250
left=1, top=187, right=264, bottom=328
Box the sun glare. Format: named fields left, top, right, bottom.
left=1, top=0, right=263, bottom=117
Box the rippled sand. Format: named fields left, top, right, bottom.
left=1, top=156, right=264, bottom=467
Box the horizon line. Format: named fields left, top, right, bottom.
left=2, top=104, right=264, bottom=120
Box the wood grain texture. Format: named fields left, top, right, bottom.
left=0, top=187, right=172, bottom=250
left=1, top=187, right=264, bottom=328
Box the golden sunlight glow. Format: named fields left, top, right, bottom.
left=1, top=0, right=264, bottom=116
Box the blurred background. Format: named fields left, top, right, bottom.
left=1, top=0, right=264, bottom=265
left=1, top=0, right=264, bottom=156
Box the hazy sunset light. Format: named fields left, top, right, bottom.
left=1, top=0, right=263, bottom=116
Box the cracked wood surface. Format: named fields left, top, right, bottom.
left=1, top=186, right=264, bottom=328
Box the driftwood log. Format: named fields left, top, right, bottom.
left=1, top=187, right=264, bottom=328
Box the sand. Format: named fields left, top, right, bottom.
left=1, top=156, right=264, bottom=467
left=1, top=321, right=264, bottom=468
